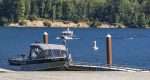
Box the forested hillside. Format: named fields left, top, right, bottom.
left=0, top=0, right=149, bottom=28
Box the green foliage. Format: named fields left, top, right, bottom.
left=29, top=15, right=37, bottom=21
left=43, top=20, right=51, bottom=27
left=25, top=0, right=31, bottom=18
left=19, top=20, right=27, bottom=26
left=38, top=0, right=46, bottom=18
left=0, top=0, right=150, bottom=28
left=19, top=0, right=25, bottom=20
left=0, top=17, right=9, bottom=26
left=30, top=0, right=39, bottom=19
left=90, top=18, right=99, bottom=28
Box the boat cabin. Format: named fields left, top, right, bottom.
left=61, top=32, right=73, bottom=37
left=28, top=43, right=67, bottom=59
left=60, top=28, right=73, bottom=39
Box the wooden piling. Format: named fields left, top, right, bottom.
left=43, top=32, right=48, bottom=44
left=106, top=34, right=112, bottom=66
left=43, top=32, right=49, bottom=57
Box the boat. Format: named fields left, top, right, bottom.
left=8, top=43, right=69, bottom=71
left=60, top=28, right=75, bottom=39
left=8, top=32, right=70, bottom=71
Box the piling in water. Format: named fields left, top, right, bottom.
left=43, top=32, right=48, bottom=44
left=106, top=34, right=112, bottom=66
left=43, top=32, right=49, bottom=57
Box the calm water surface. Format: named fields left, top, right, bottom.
left=0, top=27, right=150, bottom=70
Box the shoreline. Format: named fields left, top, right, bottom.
left=7, top=19, right=126, bottom=28
left=0, top=71, right=150, bottom=80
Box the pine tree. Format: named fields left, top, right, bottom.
left=62, top=1, right=72, bottom=20
left=30, top=0, right=39, bottom=19
left=19, top=0, right=25, bottom=20
left=138, top=13, right=147, bottom=26
left=50, top=6, right=56, bottom=20
left=25, top=0, right=31, bottom=19
left=0, top=0, right=150, bottom=27
left=38, top=0, right=46, bottom=18
left=44, top=0, right=51, bottom=18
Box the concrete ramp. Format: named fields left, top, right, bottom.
left=0, top=71, right=150, bottom=80
left=0, top=68, right=14, bottom=72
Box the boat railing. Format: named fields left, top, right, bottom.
left=8, top=57, right=27, bottom=61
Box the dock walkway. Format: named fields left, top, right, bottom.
left=68, top=62, right=150, bottom=72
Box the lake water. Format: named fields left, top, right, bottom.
left=0, top=27, right=150, bottom=70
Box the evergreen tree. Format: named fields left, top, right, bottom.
left=62, top=1, right=72, bottom=20
left=138, top=13, right=147, bottom=26
left=44, top=0, right=51, bottom=18
left=0, top=0, right=149, bottom=27
left=25, top=0, right=31, bottom=19
left=30, top=0, right=39, bottom=20
left=38, top=0, right=46, bottom=18
left=56, top=0, right=63, bottom=19
left=50, top=6, right=56, bottom=20
left=19, top=0, right=25, bottom=20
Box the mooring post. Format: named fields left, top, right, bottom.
left=106, top=34, right=112, bottom=66
left=43, top=32, right=49, bottom=57
left=43, top=32, right=48, bottom=44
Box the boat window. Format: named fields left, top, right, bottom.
left=31, top=48, right=42, bottom=59
left=62, top=33, right=67, bottom=35
left=60, top=50, right=67, bottom=57
left=31, top=50, right=37, bottom=58
left=48, top=50, right=53, bottom=58
left=38, top=51, right=47, bottom=58
left=52, top=49, right=61, bottom=57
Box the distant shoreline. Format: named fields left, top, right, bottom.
left=7, top=19, right=127, bottom=28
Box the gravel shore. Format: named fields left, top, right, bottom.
left=0, top=71, right=150, bottom=80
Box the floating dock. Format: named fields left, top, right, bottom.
left=67, top=62, right=150, bottom=72
left=65, top=34, right=149, bottom=72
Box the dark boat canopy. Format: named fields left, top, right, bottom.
left=30, top=43, right=66, bottom=51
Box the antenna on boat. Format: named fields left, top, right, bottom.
left=93, top=41, right=98, bottom=50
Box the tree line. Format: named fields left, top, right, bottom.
left=0, top=0, right=149, bottom=28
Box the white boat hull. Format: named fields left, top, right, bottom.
left=63, top=36, right=73, bottom=40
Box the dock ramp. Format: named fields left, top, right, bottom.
left=68, top=62, right=150, bottom=72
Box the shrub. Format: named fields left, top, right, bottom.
left=90, top=18, right=99, bottom=28
left=43, top=21, right=51, bottom=27
left=0, top=17, right=9, bottom=26
left=29, top=15, right=37, bottom=21
left=19, top=20, right=27, bottom=26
